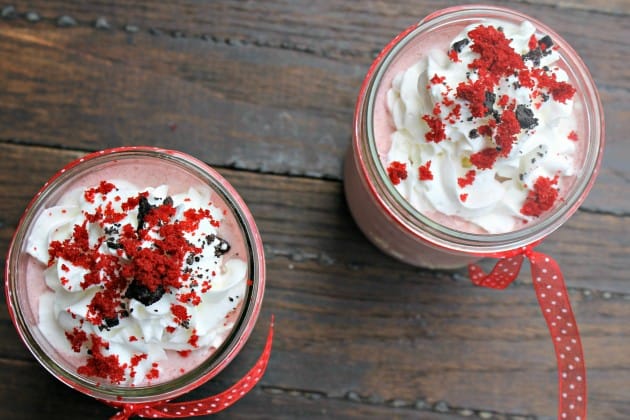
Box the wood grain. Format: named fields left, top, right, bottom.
left=1, top=143, right=628, bottom=419
left=0, top=1, right=628, bottom=418
left=0, top=0, right=628, bottom=214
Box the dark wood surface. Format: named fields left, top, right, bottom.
left=0, top=1, right=628, bottom=419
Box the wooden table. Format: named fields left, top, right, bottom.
left=1, top=1, right=628, bottom=419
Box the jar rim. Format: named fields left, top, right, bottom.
left=353, top=5, right=605, bottom=256
left=4, top=146, right=266, bottom=403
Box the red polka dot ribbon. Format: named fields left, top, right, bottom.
left=110, top=318, right=274, bottom=419
left=469, top=250, right=587, bottom=419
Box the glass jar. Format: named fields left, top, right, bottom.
left=4, top=147, right=265, bottom=404
left=344, top=5, right=605, bottom=268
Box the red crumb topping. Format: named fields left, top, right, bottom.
left=467, top=25, right=525, bottom=83
left=387, top=161, right=408, bottom=185
left=447, top=49, right=459, bottom=62
left=77, top=335, right=126, bottom=384
left=84, top=181, right=116, bottom=204
left=456, top=79, right=493, bottom=118
left=531, top=68, right=576, bottom=103
left=65, top=327, right=88, bottom=353
left=470, top=148, right=499, bottom=170
left=418, top=161, right=434, bottom=181
left=528, top=34, right=538, bottom=50
left=129, top=336, right=138, bottom=342
left=494, top=109, right=521, bottom=156
left=188, top=329, right=199, bottom=348
left=457, top=170, right=477, bottom=188
left=430, top=74, right=446, bottom=84
left=421, top=115, right=446, bottom=143
left=177, top=350, right=192, bottom=358
left=146, top=363, right=160, bottom=380
left=171, top=304, right=191, bottom=325
left=568, top=130, right=578, bottom=141
left=520, top=176, right=559, bottom=217
left=459, top=193, right=469, bottom=202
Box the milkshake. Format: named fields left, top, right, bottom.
left=5, top=147, right=265, bottom=402
left=345, top=6, right=604, bottom=268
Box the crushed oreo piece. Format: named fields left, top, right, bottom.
left=515, top=104, right=538, bottom=130
left=484, top=91, right=496, bottom=115
left=469, top=129, right=479, bottom=139
left=106, top=240, right=123, bottom=250
left=539, top=35, right=554, bottom=49
left=206, top=234, right=231, bottom=257
left=163, top=196, right=173, bottom=207
left=522, top=47, right=543, bottom=67
left=452, top=38, right=469, bottom=53
left=125, top=279, right=165, bottom=306
left=137, top=195, right=154, bottom=231
left=104, top=317, right=120, bottom=328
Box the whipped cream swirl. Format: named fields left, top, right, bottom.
left=384, top=20, right=578, bottom=233
left=27, top=180, right=247, bottom=386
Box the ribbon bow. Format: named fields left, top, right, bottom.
left=469, top=249, right=587, bottom=420
left=110, top=318, right=274, bottom=419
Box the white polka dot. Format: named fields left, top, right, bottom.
left=570, top=404, right=575, bottom=410
left=577, top=375, right=583, bottom=381
left=562, top=413, right=567, bottom=418
left=163, top=408, right=169, bottom=412
left=575, top=356, right=580, bottom=362
left=536, top=277, right=542, bottom=282
left=542, top=268, right=548, bottom=273
left=551, top=300, right=557, bottom=305
left=551, top=322, right=557, bottom=327
left=206, top=410, right=213, bottom=414
left=577, top=396, right=583, bottom=402
left=562, top=392, right=568, bottom=398
left=175, top=412, right=181, bottom=415
left=562, top=372, right=568, bottom=378
left=545, top=257, right=550, bottom=262
left=197, top=403, right=204, bottom=407
left=557, top=292, right=562, bottom=297
left=570, top=384, right=575, bottom=390
left=569, top=364, right=575, bottom=370
left=541, top=293, right=547, bottom=298
left=552, top=275, right=558, bottom=280
left=547, top=308, right=552, bottom=313
left=567, top=322, right=573, bottom=327
left=560, top=353, right=565, bottom=359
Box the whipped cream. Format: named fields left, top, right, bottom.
left=384, top=20, right=578, bottom=233
left=27, top=180, right=247, bottom=386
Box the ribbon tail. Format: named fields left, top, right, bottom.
left=468, top=254, right=524, bottom=289
left=112, top=317, right=274, bottom=419
left=529, top=252, right=587, bottom=420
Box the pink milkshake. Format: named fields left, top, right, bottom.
left=344, top=5, right=604, bottom=268
left=5, top=147, right=265, bottom=404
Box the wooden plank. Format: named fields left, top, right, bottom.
left=1, top=143, right=628, bottom=417
left=0, top=359, right=473, bottom=420
left=1, top=258, right=629, bottom=418
left=1, top=143, right=628, bottom=293
left=0, top=24, right=627, bottom=214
